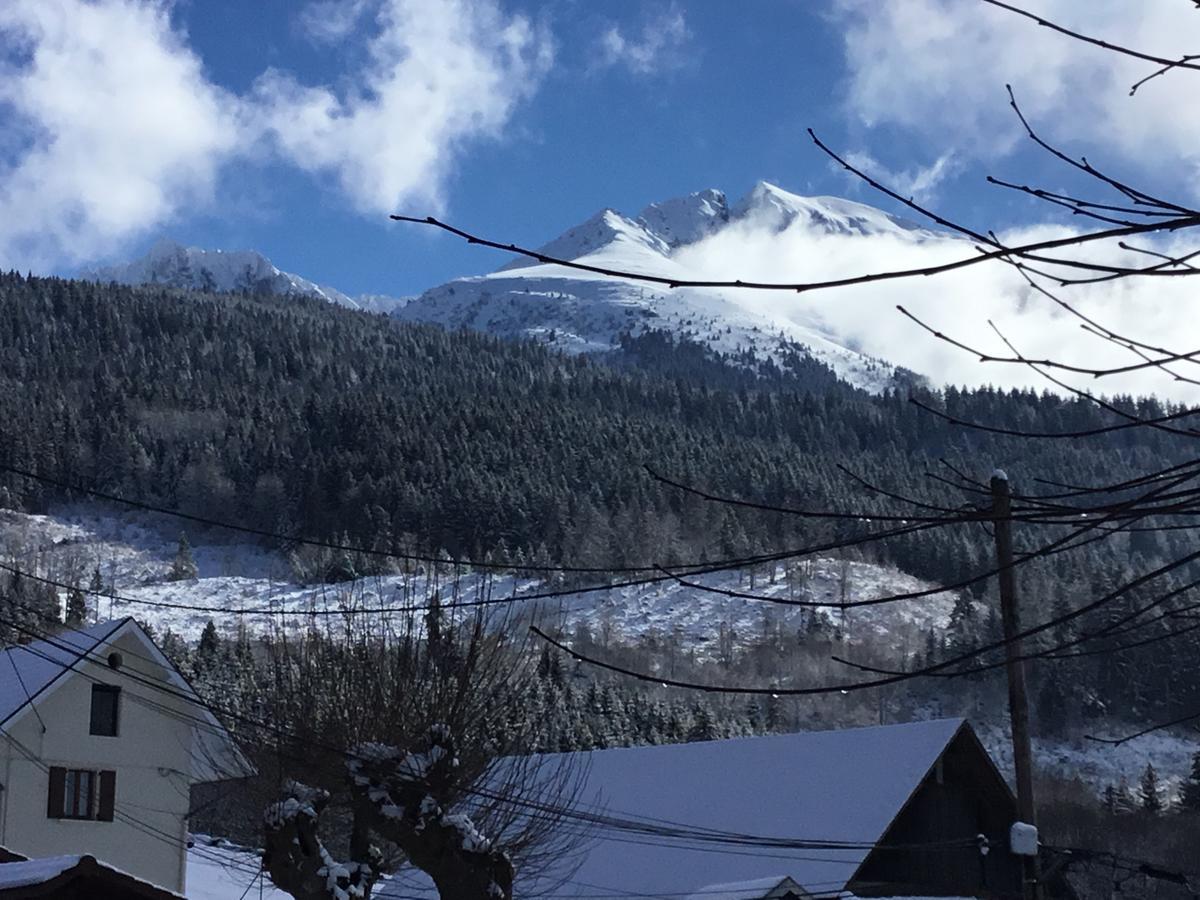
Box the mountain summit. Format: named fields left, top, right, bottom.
left=395, top=183, right=944, bottom=391
left=81, top=239, right=407, bottom=313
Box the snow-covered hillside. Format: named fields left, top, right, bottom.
left=0, top=507, right=950, bottom=654
left=4, top=505, right=1195, bottom=795
left=396, top=182, right=944, bottom=392
left=80, top=238, right=408, bottom=313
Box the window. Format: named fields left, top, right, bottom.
left=89, top=684, right=120, bottom=737
left=46, top=767, right=115, bottom=821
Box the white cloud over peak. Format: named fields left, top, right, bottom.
left=841, top=151, right=959, bottom=206
left=256, top=0, right=553, bottom=216
left=0, top=0, right=241, bottom=269
left=831, top=0, right=1200, bottom=188
left=597, top=6, right=689, bottom=76
left=672, top=215, right=1200, bottom=401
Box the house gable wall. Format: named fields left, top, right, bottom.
left=0, top=630, right=194, bottom=894
left=848, top=728, right=1023, bottom=898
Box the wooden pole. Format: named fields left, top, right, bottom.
left=991, top=471, right=1041, bottom=900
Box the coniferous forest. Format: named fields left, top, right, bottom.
left=0, top=271, right=1189, bottom=574
left=6, top=271, right=1200, bottom=876
left=2, top=270, right=1200, bottom=741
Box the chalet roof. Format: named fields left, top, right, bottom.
left=0, top=618, right=253, bottom=781
left=0, top=619, right=127, bottom=730
left=506, top=718, right=978, bottom=899
left=0, top=853, right=184, bottom=898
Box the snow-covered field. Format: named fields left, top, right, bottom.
left=186, top=836, right=286, bottom=900
left=4, top=505, right=1197, bottom=795
left=0, top=506, right=956, bottom=654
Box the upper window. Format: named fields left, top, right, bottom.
left=89, top=684, right=120, bottom=737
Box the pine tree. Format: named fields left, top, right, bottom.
left=195, top=620, right=221, bottom=676
left=1138, top=763, right=1163, bottom=813
left=168, top=533, right=199, bottom=581
left=65, top=585, right=88, bottom=627
left=686, top=702, right=716, bottom=742
left=1180, top=752, right=1200, bottom=812
left=1115, top=776, right=1136, bottom=814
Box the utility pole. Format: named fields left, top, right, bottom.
left=991, top=470, right=1041, bottom=900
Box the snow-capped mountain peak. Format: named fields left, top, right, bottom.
left=396, top=182, right=942, bottom=392
left=81, top=240, right=409, bottom=313
left=731, top=181, right=929, bottom=237
left=498, top=208, right=668, bottom=272
left=636, top=188, right=729, bottom=248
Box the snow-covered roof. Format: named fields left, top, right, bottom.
left=0, top=618, right=253, bottom=781
left=0, top=619, right=126, bottom=729
left=0, top=853, right=184, bottom=897
left=0, top=854, right=82, bottom=890
left=684, top=875, right=805, bottom=900
left=509, top=718, right=970, bottom=898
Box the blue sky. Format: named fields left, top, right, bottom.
left=1, top=1, right=1195, bottom=300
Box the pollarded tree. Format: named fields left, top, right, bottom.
left=259, top=598, right=587, bottom=900
left=265, top=727, right=516, bottom=900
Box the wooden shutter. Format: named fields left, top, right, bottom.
left=97, top=770, right=116, bottom=822
left=47, top=766, right=66, bottom=818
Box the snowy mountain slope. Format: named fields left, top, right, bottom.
left=0, top=507, right=952, bottom=651
left=80, top=238, right=409, bottom=314
left=396, top=182, right=943, bottom=392
left=4, top=505, right=1196, bottom=795
left=729, top=181, right=932, bottom=237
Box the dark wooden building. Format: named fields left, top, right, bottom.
left=847, top=723, right=1023, bottom=897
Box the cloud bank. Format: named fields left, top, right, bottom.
left=0, top=0, right=552, bottom=268
left=0, top=0, right=240, bottom=269
left=258, top=0, right=553, bottom=216
left=673, top=213, right=1200, bottom=401
left=830, top=0, right=1200, bottom=187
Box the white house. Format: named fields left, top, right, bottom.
left=0, top=618, right=252, bottom=895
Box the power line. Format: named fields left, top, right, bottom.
left=0, top=516, right=961, bottom=620
left=0, top=618, right=1000, bottom=859
left=531, top=537, right=1200, bottom=696
left=0, top=460, right=970, bottom=577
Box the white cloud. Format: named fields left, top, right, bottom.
left=597, top=6, right=689, bottom=76
left=0, top=0, right=554, bottom=269
left=841, top=151, right=959, bottom=206
left=673, top=212, right=1200, bottom=400
left=830, top=0, right=1200, bottom=189
left=0, top=0, right=242, bottom=269
left=297, top=0, right=373, bottom=44
left=254, top=0, right=553, bottom=216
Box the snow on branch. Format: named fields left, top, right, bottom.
left=264, top=781, right=378, bottom=900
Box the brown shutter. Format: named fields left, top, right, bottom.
left=97, top=770, right=116, bottom=822
left=47, top=766, right=66, bottom=818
